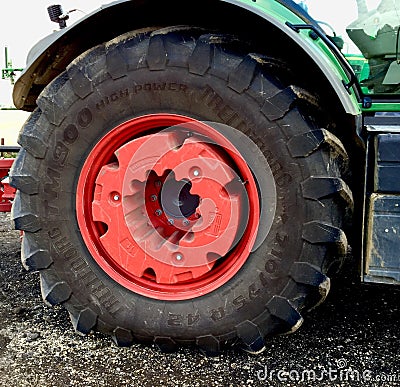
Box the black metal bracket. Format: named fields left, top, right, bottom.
left=396, top=26, right=400, bottom=64
left=0, top=146, right=20, bottom=153
left=363, top=96, right=372, bottom=109
left=286, top=22, right=362, bottom=98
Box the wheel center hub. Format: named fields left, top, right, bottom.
left=92, top=128, right=245, bottom=284
left=160, top=177, right=199, bottom=219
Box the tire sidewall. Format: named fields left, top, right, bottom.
left=38, top=52, right=307, bottom=339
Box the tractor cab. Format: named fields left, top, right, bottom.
left=297, top=0, right=400, bottom=94
left=347, top=0, right=400, bottom=94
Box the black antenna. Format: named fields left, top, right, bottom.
left=47, top=4, right=69, bottom=29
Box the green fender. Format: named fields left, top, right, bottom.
left=13, top=0, right=361, bottom=116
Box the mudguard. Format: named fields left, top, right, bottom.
left=13, top=0, right=360, bottom=116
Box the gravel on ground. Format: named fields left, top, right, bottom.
left=0, top=212, right=399, bottom=387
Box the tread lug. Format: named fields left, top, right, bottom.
left=37, top=73, right=70, bottom=126
left=11, top=191, right=41, bottom=233
left=17, top=109, right=49, bottom=159
left=21, top=233, right=53, bottom=271
left=303, top=221, right=347, bottom=255
left=154, top=336, right=178, bottom=353
left=301, top=176, right=354, bottom=209
left=196, top=335, right=221, bottom=356
left=9, top=149, right=40, bottom=194
left=147, top=34, right=167, bottom=70
left=266, top=296, right=303, bottom=335
left=287, top=129, right=348, bottom=161
left=40, top=272, right=72, bottom=306
left=261, top=86, right=296, bottom=121
left=188, top=35, right=212, bottom=75
left=228, top=54, right=257, bottom=93
left=69, top=307, right=98, bottom=335
left=67, top=64, right=94, bottom=98
left=112, top=327, right=134, bottom=347
left=290, top=262, right=331, bottom=308
left=236, top=320, right=266, bottom=354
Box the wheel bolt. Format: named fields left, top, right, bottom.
left=150, top=194, right=158, bottom=202
left=183, top=219, right=190, bottom=226
left=155, top=209, right=162, bottom=216
left=176, top=254, right=183, bottom=261
left=113, top=194, right=120, bottom=202
left=167, top=218, right=174, bottom=225
left=193, top=169, right=200, bottom=177
left=155, top=180, right=162, bottom=187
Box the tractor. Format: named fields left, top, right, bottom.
left=5, top=0, right=400, bottom=355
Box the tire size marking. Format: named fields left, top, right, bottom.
left=167, top=312, right=200, bottom=327
left=48, top=227, right=124, bottom=316
left=208, top=233, right=287, bottom=322
left=209, top=283, right=261, bottom=322
left=260, top=232, right=288, bottom=283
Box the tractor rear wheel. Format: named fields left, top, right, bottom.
left=10, top=27, right=353, bottom=354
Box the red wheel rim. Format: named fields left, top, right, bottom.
left=76, top=114, right=260, bottom=300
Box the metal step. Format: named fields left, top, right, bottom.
left=364, top=114, right=400, bottom=285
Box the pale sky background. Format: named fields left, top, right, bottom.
left=0, top=0, right=382, bottom=144
left=0, top=1, right=105, bottom=106
left=0, top=1, right=104, bottom=144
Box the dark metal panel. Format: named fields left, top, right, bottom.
left=0, top=146, right=20, bottom=153
left=374, top=134, right=400, bottom=192
left=365, top=194, right=400, bottom=284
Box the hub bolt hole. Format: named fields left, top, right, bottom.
left=190, top=167, right=202, bottom=178
left=110, top=192, right=121, bottom=204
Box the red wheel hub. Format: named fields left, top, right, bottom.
left=76, top=114, right=260, bottom=300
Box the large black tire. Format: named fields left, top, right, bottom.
left=10, top=27, right=353, bottom=354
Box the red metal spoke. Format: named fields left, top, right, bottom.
left=76, top=114, right=260, bottom=299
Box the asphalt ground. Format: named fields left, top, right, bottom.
left=0, top=212, right=399, bottom=387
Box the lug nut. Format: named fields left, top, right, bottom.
left=167, top=218, right=174, bottom=225
left=111, top=193, right=120, bottom=202
left=150, top=195, right=158, bottom=202
left=183, top=219, right=190, bottom=226
left=193, top=169, right=200, bottom=177
left=176, top=254, right=183, bottom=261
left=155, top=209, right=162, bottom=216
